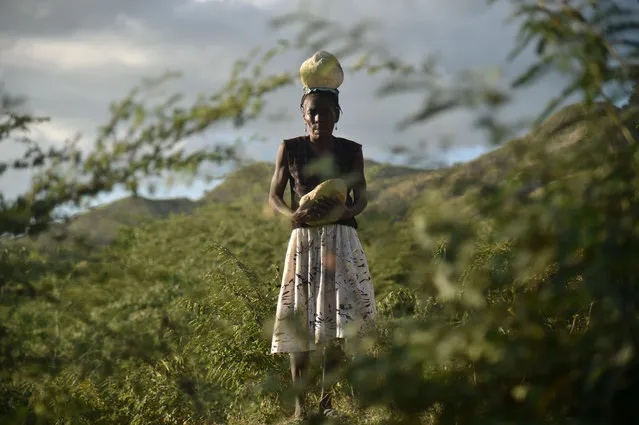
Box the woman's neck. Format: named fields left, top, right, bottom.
left=308, top=134, right=334, bottom=150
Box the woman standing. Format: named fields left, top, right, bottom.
left=268, top=51, right=377, bottom=421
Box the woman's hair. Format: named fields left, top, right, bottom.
left=300, top=89, right=343, bottom=118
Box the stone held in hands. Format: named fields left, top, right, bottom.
left=298, top=179, right=347, bottom=226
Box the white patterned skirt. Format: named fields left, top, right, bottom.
left=271, top=224, right=377, bottom=354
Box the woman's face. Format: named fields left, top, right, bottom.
left=302, top=94, right=339, bottom=140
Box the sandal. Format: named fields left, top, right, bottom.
left=322, top=408, right=341, bottom=418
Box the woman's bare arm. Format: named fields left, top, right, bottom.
left=341, top=147, right=368, bottom=220
left=269, top=141, right=295, bottom=219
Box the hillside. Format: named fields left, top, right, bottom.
left=433, top=102, right=626, bottom=194
left=28, top=158, right=432, bottom=247
left=33, top=196, right=198, bottom=247
left=4, top=101, right=639, bottom=425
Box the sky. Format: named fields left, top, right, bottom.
left=0, top=0, right=591, bottom=206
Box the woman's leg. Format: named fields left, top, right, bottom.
left=319, top=339, right=346, bottom=412
left=290, top=351, right=310, bottom=418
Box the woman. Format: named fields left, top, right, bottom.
left=268, top=51, right=377, bottom=420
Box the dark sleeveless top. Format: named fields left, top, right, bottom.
left=285, top=136, right=362, bottom=230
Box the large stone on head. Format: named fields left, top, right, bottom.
left=299, top=51, right=344, bottom=90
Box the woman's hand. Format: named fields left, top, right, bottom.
left=292, top=199, right=349, bottom=225
left=291, top=207, right=313, bottom=225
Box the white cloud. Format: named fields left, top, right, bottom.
left=193, top=0, right=286, bottom=7
left=31, top=120, right=77, bottom=143
left=4, top=37, right=156, bottom=71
